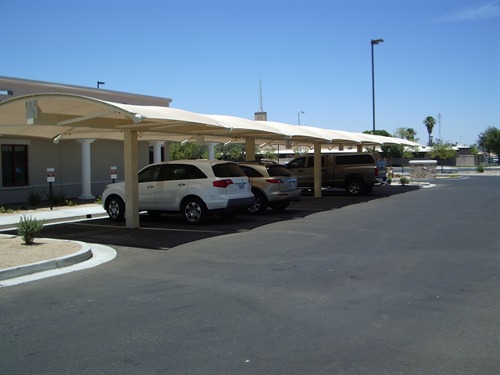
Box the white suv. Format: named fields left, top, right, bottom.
left=102, top=160, right=254, bottom=224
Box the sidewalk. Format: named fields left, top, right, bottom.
left=0, top=203, right=107, bottom=231
left=0, top=203, right=113, bottom=286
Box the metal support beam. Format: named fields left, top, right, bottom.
left=245, top=138, right=256, bottom=161
left=124, top=130, right=140, bottom=228
left=314, top=143, right=322, bottom=198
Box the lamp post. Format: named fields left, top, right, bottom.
left=298, top=111, right=304, bottom=125
left=97, top=81, right=105, bottom=89
left=371, top=39, right=384, bottom=133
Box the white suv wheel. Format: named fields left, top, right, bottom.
left=182, top=198, right=207, bottom=224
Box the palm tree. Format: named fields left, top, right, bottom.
left=406, top=128, right=417, bottom=141
left=423, top=116, right=436, bottom=146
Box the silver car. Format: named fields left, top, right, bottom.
left=238, top=161, right=301, bottom=214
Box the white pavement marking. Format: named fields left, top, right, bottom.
left=0, top=244, right=117, bottom=287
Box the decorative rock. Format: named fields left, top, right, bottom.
left=409, top=160, right=437, bottom=179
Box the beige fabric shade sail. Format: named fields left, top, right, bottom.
left=0, top=93, right=420, bottom=148
left=0, top=93, right=232, bottom=141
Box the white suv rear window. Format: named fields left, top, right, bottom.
left=212, top=163, right=246, bottom=177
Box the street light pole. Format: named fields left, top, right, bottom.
left=371, top=39, right=384, bottom=133
left=298, top=111, right=304, bottom=125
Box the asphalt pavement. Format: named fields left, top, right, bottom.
left=0, top=168, right=497, bottom=285
left=0, top=182, right=425, bottom=285
left=1, top=175, right=498, bottom=374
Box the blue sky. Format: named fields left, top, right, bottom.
left=1, top=0, right=499, bottom=146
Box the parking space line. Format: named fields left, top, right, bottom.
left=139, top=226, right=224, bottom=234
left=73, top=222, right=224, bottom=234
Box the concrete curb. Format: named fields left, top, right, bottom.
left=0, top=240, right=91, bottom=281
left=0, top=211, right=108, bottom=232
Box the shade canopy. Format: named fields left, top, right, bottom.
left=0, top=93, right=230, bottom=141
left=0, top=93, right=421, bottom=148
left=0, top=92, right=422, bottom=227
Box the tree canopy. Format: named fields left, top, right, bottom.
left=394, top=127, right=418, bottom=142
left=428, top=141, right=456, bottom=172
left=477, top=127, right=500, bottom=164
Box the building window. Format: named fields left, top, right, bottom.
left=1, top=145, right=29, bottom=187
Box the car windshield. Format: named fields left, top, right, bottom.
left=212, top=163, right=246, bottom=177
left=267, top=165, right=293, bottom=177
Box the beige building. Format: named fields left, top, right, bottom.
left=0, top=76, right=173, bottom=205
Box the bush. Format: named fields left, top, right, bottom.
left=399, top=176, right=410, bottom=186
left=46, top=191, right=66, bottom=206
left=26, top=190, right=43, bottom=207
left=476, top=165, right=484, bottom=173
left=17, top=215, right=44, bottom=245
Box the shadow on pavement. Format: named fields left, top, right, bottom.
left=8, top=185, right=420, bottom=250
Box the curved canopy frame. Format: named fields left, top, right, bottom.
left=0, top=93, right=421, bottom=228
left=0, top=93, right=230, bottom=140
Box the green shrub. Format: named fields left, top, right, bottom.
left=26, top=190, right=43, bottom=207
left=476, top=165, right=484, bottom=173
left=17, top=215, right=44, bottom=245
left=45, top=191, right=66, bottom=206
left=0, top=206, right=15, bottom=214
left=399, top=176, right=410, bottom=186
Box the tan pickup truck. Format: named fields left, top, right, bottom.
left=285, top=153, right=380, bottom=196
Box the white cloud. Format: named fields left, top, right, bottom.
left=436, top=2, right=500, bottom=22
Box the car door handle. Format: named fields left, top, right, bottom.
left=178, top=183, right=187, bottom=186
left=146, top=185, right=154, bottom=189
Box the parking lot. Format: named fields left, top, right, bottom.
left=17, top=184, right=421, bottom=250
left=2, top=176, right=499, bottom=375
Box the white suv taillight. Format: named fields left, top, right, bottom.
left=265, top=178, right=283, bottom=184
left=213, top=179, right=234, bottom=188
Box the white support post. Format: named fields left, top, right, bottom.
left=207, top=142, right=216, bottom=160
left=78, top=139, right=95, bottom=200
left=152, top=141, right=164, bottom=163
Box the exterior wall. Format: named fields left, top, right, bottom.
left=1, top=137, right=152, bottom=205
left=456, top=155, right=479, bottom=167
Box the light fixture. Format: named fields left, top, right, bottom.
left=53, top=134, right=62, bottom=144
left=133, top=114, right=144, bottom=123
left=298, top=111, right=304, bottom=125
left=224, top=140, right=232, bottom=146
left=371, top=38, right=384, bottom=133
left=180, top=138, right=189, bottom=145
